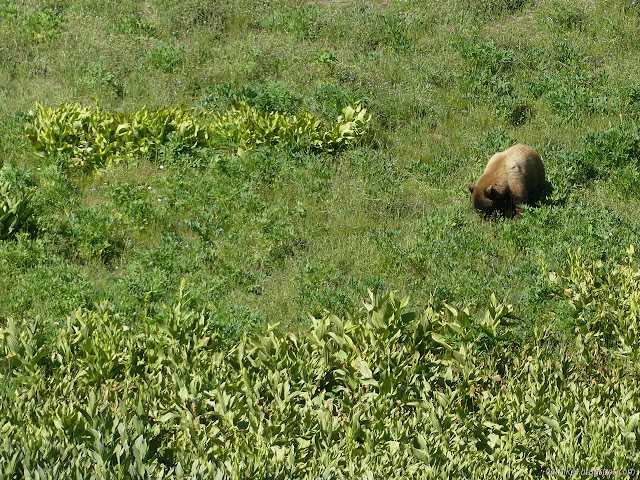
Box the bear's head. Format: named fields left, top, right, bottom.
left=468, top=183, right=503, bottom=218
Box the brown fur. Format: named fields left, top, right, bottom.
left=467, top=144, right=545, bottom=219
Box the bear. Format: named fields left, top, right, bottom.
left=467, top=144, right=545, bottom=219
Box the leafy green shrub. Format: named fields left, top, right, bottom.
left=0, top=176, right=33, bottom=241
left=549, top=245, right=640, bottom=356
left=26, top=103, right=133, bottom=170
left=25, top=102, right=370, bottom=170
left=209, top=101, right=369, bottom=154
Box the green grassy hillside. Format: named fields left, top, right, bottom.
left=2, top=0, right=640, bottom=476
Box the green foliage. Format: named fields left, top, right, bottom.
left=549, top=245, right=640, bottom=357
left=115, top=12, right=156, bottom=37
left=464, top=0, right=527, bottom=17
left=239, top=80, right=302, bottom=113
left=258, top=6, right=322, bottom=41
left=457, top=37, right=517, bottom=77
left=1, top=280, right=639, bottom=478
left=474, top=126, right=518, bottom=158
left=456, top=37, right=532, bottom=124
left=579, top=124, right=640, bottom=181
left=66, top=207, right=126, bottom=264
left=20, top=4, right=64, bottom=43
left=380, top=13, right=415, bottom=52
left=542, top=1, right=586, bottom=30
left=25, top=102, right=370, bottom=169
left=144, top=40, right=184, bottom=73
left=0, top=168, right=34, bottom=241
left=209, top=101, right=369, bottom=154
left=81, top=65, right=123, bottom=97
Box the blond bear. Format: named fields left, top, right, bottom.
left=468, top=144, right=545, bottom=219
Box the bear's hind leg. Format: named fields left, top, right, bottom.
left=510, top=192, right=527, bottom=219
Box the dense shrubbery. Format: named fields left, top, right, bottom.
left=24, top=102, right=370, bottom=170
left=2, top=249, right=640, bottom=478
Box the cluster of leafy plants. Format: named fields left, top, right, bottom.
left=2, top=247, right=640, bottom=478
left=0, top=166, right=33, bottom=241
left=208, top=102, right=369, bottom=154
left=549, top=245, right=640, bottom=355
left=24, top=102, right=370, bottom=170
left=0, top=2, right=64, bottom=44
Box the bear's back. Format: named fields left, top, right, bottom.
left=503, top=144, right=545, bottom=193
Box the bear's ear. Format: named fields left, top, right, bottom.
left=467, top=182, right=475, bottom=193
left=485, top=184, right=494, bottom=197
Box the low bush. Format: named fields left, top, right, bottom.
left=24, top=102, right=370, bottom=171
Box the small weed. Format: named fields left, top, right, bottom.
left=20, top=5, right=64, bottom=42
left=66, top=207, right=126, bottom=264
left=314, top=50, right=338, bottom=66
left=465, top=0, right=527, bottom=17
left=578, top=124, right=640, bottom=181
left=474, top=126, right=517, bottom=158
left=456, top=37, right=517, bottom=77
left=542, top=1, right=586, bottom=30
left=381, top=13, right=415, bottom=52
left=258, top=6, right=322, bottom=41
left=308, top=82, right=364, bottom=120
left=105, top=183, right=155, bottom=228
left=238, top=80, right=302, bottom=113
left=81, top=64, right=123, bottom=96
left=492, top=80, right=531, bottom=125
left=144, top=40, right=184, bottom=73
left=622, top=82, right=640, bottom=117
left=423, top=152, right=463, bottom=184
left=197, top=83, right=238, bottom=111
left=115, top=12, right=156, bottom=37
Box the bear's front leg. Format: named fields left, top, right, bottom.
left=512, top=207, right=522, bottom=220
